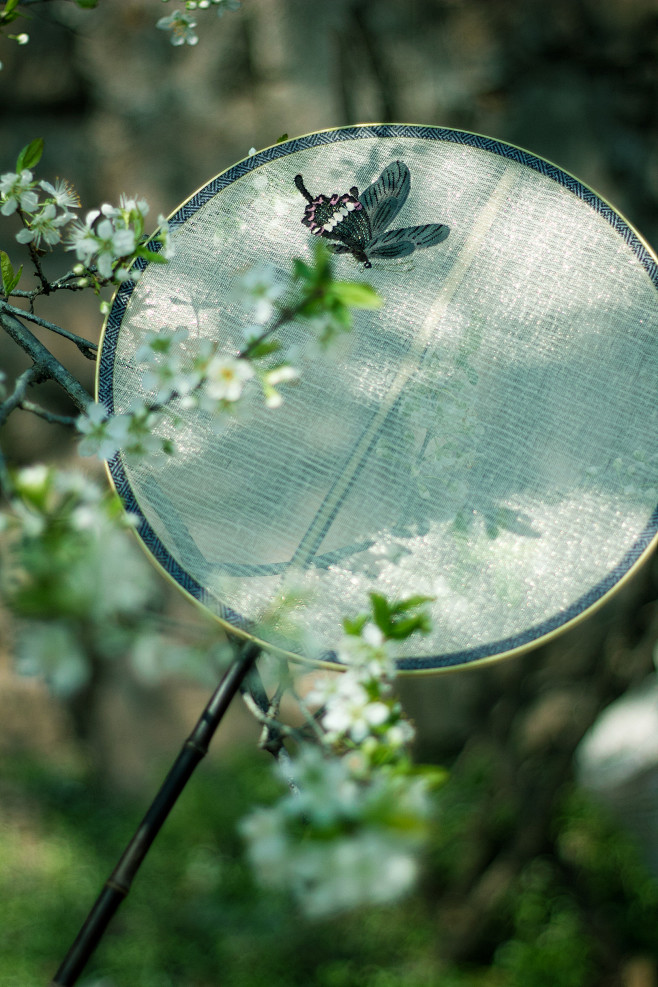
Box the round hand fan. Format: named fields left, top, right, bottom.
left=99, top=124, right=658, bottom=672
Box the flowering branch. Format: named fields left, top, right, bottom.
left=156, top=0, right=241, bottom=47
left=240, top=594, right=447, bottom=918
left=76, top=242, right=381, bottom=461
left=0, top=139, right=172, bottom=450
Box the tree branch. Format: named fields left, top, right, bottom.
left=0, top=365, right=43, bottom=428
left=0, top=308, right=92, bottom=411
left=2, top=301, right=97, bottom=359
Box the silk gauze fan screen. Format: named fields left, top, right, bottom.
left=99, top=125, right=658, bottom=671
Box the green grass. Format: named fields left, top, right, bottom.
left=1, top=750, right=657, bottom=986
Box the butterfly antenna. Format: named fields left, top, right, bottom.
left=294, top=174, right=314, bottom=203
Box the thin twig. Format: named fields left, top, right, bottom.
left=241, top=690, right=300, bottom=743
left=238, top=289, right=324, bottom=362
left=291, top=686, right=329, bottom=745
left=10, top=269, right=87, bottom=300
left=1, top=301, right=97, bottom=359
left=239, top=305, right=295, bottom=361
left=18, top=400, right=78, bottom=427
left=241, top=664, right=303, bottom=759
left=0, top=446, right=12, bottom=497
left=0, top=365, right=44, bottom=427
left=15, top=208, right=51, bottom=293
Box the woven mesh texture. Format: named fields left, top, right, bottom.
left=101, top=128, right=658, bottom=670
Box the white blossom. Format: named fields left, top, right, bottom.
left=240, top=264, right=286, bottom=324
left=262, top=364, right=299, bottom=408
left=157, top=11, right=199, bottom=45
left=76, top=402, right=131, bottom=460
left=67, top=216, right=136, bottom=278
left=39, top=178, right=80, bottom=211
left=203, top=354, right=254, bottom=402
left=156, top=214, right=175, bottom=259
left=264, top=364, right=299, bottom=388
left=241, top=747, right=432, bottom=917
left=119, top=194, right=149, bottom=217
left=312, top=674, right=391, bottom=743
left=337, top=623, right=397, bottom=680
left=0, top=169, right=39, bottom=216
left=15, top=202, right=72, bottom=248
left=66, top=223, right=99, bottom=267
left=15, top=463, right=50, bottom=495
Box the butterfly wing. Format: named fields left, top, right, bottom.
left=326, top=242, right=353, bottom=254
left=367, top=223, right=450, bottom=259
left=359, top=161, right=411, bottom=235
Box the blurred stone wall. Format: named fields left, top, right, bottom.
left=3, top=0, right=657, bottom=233
left=2, top=0, right=658, bottom=813
left=2, top=0, right=658, bottom=440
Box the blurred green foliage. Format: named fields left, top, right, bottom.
left=2, top=748, right=657, bottom=986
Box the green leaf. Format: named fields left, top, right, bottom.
left=386, top=615, right=431, bottom=640
left=409, top=764, right=449, bottom=789
left=136, top=247, right=168, bottom=265
left=0, top=251, right=22, bottom=294
left=245, top=339, right=280, bottom=360
left=74, top=0, right=99, bottom=7
left=0, top=0, right=21, bottom=22
left=343, top=614, right=368, bottom=636
left=389, top=594, right=435, bottom=614
left=292, top=258, right=313, bottom=281
left=367, top=591, right=434, bottom=639
left=332, top=280, right=382, bottom=309
left=276, top=133, right=289, bottom=144
left=370, top=592, right=393, bottom=634
left=16, top=138, right=44, bottom=173
left=313, top=240, right=332, bottom=278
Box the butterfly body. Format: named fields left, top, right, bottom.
left=294, top=161, right=449, bottom=268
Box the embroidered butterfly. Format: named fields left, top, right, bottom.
left=294, top=160, right=449, bottom=268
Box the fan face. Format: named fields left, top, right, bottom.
left=99, top=125, right=658, bottom=672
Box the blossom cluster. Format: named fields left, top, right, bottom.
left=2, top=464, right=232, bottom=698
left=0, top=140, right=172, bottom=295
left=157, top=0, right=241, bottom=47
left=241, top=745, right=433, bottom=918
left=0, top=465, right=156, bottom=695
left=76, top=348, right=296, bottom=462
left=75, top=260, right=303, bottom=461
left=77, top=400, right=167, bottom=462
left=67, top=195, right=172, bottom=284
left=0, top=169, right=79, bottom=249
left=135, top=330, right=263, bottom=415
left=308, top=621, right=415, bottom=759
left=241, top=595, right=446, bottom=917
